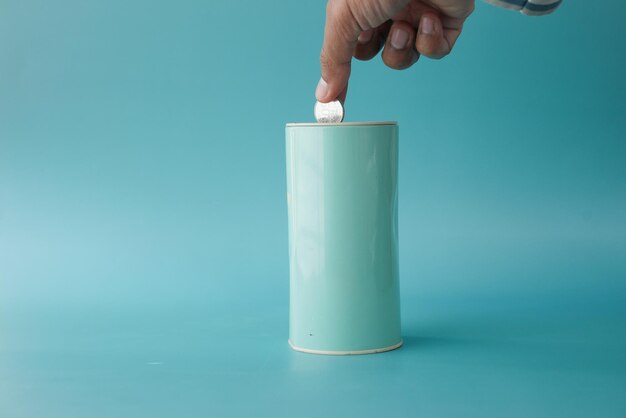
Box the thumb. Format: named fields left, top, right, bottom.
left=317, top=0, right=362, bottom=103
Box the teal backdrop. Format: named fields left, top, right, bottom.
left=1, top=0, right=625, bottom=417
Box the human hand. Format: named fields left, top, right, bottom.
left=316, top=0, right=475, bottom=103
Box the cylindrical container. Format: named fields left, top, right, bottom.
left=285, top=121, right=401, bottom=355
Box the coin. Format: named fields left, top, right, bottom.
left=314, top=100, right=344, bottom=123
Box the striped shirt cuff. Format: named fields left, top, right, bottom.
left=484, top=0, right=562, bottom=16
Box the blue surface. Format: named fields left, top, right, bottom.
left=1, top=0, right=625, bottom=417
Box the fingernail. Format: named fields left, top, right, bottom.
left=390, top=28, right=409, bottom=50
left=420, top=16, right=435, bottom=35
left=358, top=29, right=374, bottom=44
left=315, top=77, right=328, bottom=101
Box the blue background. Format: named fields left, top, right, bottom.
left=1, top=0, right=625, bottom=416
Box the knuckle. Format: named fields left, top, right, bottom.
left=327, top=0, right=363, bottom=36
left=326, top=0, right=337, bottom=17
left=326, top=0, right=348, bottom=21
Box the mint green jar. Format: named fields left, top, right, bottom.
left=285, top=122, right=402, bottom=355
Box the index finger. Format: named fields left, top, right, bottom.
left=317, top=0, right=362, bottom=103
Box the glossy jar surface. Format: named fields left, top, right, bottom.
left=285, top=122, right=402, bottom=355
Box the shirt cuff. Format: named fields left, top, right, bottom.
left=483, top=0, right=562, bottom=16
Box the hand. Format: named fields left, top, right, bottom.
left=316, top=0, right=475, bottom=103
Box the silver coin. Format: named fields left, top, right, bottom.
left=314, top=100, right=344, bottom=123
